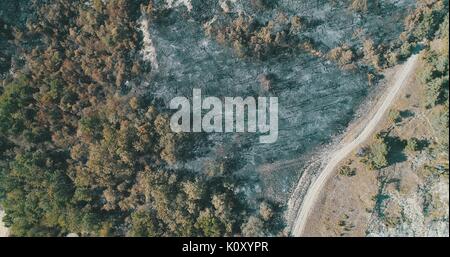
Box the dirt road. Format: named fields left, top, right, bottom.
left=290, top=54, right=419, bottom=236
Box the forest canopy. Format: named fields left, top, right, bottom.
left=0, top=0, right=283, bottom=236
left=0, top=0, right=448, bottom=236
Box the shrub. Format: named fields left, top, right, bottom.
left=361, top=134, right=389, bottom=170
left=339, top=165, right=357, bottom=177
left=405, top=138, right=419, bottom=154
left=241, top=216, right=265, bottom=237
left=388, top=109, right=401, bottom=124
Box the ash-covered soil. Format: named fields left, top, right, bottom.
left=139, top=0, right=416, bottom=204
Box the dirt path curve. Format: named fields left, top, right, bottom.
left=291, top=54, right=419, bottom=236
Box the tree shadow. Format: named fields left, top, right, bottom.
left=385, top=136, right=407, bottom=165
left=374, top=193, right=390, bottom=217
left=399, top=109, right=415, bottom=119
left=411, top=43, right=426, bottom=54
left=417, top=138, right=430, bottom=151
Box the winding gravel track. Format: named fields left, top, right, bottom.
left=291, top=54, right=419, bottom=236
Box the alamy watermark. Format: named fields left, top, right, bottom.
left=169, top=89, right=278, bottom=144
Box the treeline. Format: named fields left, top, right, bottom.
left=417, top=13, right=449, bottom=157
left=204, top=11, right=316, bottom=59
left=0, top=0, right=281, bottom=236
left=329, top=0, right=448, bottom=73
left=359, top=10, right=448, bottom=172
